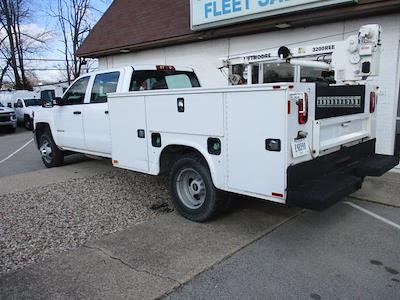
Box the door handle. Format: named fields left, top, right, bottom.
left=73, top=111, right=82, bottom=115
left=105, top=110, right=109, bottom=115
left=177, top=98, right=185, bottom=113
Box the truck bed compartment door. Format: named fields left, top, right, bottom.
left=108, top=96, right=149, bottom=172
left=226, top=90, right=286, bottom=198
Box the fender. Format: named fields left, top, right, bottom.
left=155, top=138, right=224, bottom=190
left=34, top=108, right=60, bottom=147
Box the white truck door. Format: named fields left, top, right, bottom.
left=54, top=76, right=90, bottom=150
left=83, top=71, right=121, bottom=156
left=226, top=89, right=287, bottom=198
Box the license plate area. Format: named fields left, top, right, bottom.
left=292, top=138, right=310, bottom=158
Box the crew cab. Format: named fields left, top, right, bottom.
left=34, top=65, right=200, bottom=163
left=34, top=26, right=399, bottom=222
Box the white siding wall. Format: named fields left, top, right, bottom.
left=99, top=14, right=400, bottom=156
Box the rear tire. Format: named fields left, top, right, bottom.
left=169, top=154, right=223, bottom=222
left=39, top=132, right=64, bottom=168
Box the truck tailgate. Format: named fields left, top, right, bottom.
left=312, top=85, right=372, bottom=156
left=312, top=114, right=370, bottom=155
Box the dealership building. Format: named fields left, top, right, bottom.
left=77, top=0, right=400, bottom=166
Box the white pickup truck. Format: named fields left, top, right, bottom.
left=13, top=97, right=42, bottom=130
left=34, top=27, right=398, bottom=222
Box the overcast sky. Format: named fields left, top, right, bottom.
left=25, top=0, right=112, bottom=83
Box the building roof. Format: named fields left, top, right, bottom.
left=76, top=0, right=400, bottom=58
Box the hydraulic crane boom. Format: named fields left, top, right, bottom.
left=224, top=24, right=382, bottom=84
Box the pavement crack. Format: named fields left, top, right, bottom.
left=83, top=245, right=182, bottom=286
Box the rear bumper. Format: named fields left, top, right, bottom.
left=287, top=139, right=399, bottom=211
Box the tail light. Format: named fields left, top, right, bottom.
left=370, top=92, right=376, bottom=113
left=298, top=93, right=308, bottom=124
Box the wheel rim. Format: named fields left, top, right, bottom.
left=176, top=168, right=207, bottom=209
left=40, top=140, right=53, bottom=164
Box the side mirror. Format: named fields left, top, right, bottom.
left=54, top=97, right=65, bottom=106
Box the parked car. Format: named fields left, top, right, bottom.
left=14, top=98, right=42, bottom=130
left=0, top=102, right=17, bottom=133
left=0, top=90, right=39, bottom=110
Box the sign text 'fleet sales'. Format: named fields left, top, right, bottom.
left=191, top=0, right=356, bottom=30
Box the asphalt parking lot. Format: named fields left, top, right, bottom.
left=0, top=128, right=399, bottom=299
left=164, top=200, right=400, bottom=300
left=0, top=127, right=88, bottom=177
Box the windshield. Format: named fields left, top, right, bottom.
left=24, top=99, right=41, bottom=107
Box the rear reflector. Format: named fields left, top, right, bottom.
left=288, top=100, right=291, bottom=114
left=370, top=92, right=376, bottom=113
left=298, top=93, right=308, bottom=124
left=272, top=192, right=284, bottom=198
left=156, top=65, right=176, bottom=71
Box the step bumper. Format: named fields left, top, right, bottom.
left=286, top=139, right=399, bottom=211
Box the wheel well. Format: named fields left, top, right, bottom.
left=159, top=145, right=209, bottom=175
left=35, top=123, right=51, bottom=147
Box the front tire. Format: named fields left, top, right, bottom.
left=169, top=154, right=223, bottom=222
left=24, top=116, right=33, bottom=130
left=39, top=132, right=64, bottom=168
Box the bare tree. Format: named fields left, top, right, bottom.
left=0, top=0, right=49, bottom=89
left=51, top=0, right=94, bottom=84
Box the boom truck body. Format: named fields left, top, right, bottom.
left=34, top=24, right=399, bottom=221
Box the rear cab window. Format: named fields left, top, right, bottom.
left=130, top=70, right=200, bottom=91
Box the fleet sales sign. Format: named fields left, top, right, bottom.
left=190, top=0, right=356, bottom=30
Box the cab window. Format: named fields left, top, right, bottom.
left=63, top=77, right=90, bottom=105
left=130, top=70, right=200, bottom=91
left=91, top=72, right=120, bottom=103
